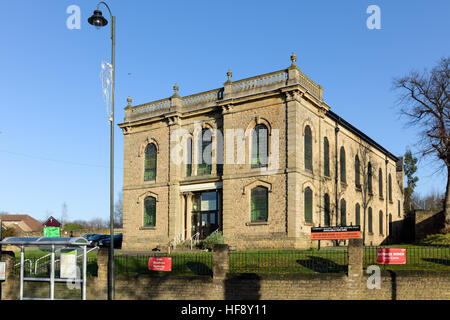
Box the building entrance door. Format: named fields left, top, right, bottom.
left=191, top=191, right=220, bottom=239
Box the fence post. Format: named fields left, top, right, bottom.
left=347, top=239, right=363, bottom=278
left=95, top=247, right=108, bottom=299
left=0, top=251, right=18, bottom=300
left=213, top=244, right=229, bottom=280
left=346, top=239, right=364, bottom=298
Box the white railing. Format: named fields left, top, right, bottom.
left=34, top=246, right=98, bottom=275
left=190, top=232, right=200, bottom=250
left=171, top=229, right=187, bottom=249
left=15, top=259, right=33, bottom=274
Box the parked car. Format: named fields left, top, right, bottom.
left=86, top=234, right=110, bottom=247
left=98, top=234, right=123, bottom=249
left=81, top=233, right=95, bottom=240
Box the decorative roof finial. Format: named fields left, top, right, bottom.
left=127, top=96, right=132, bottom=106
left=226, top=69, right=232, bottom=83
left=172, top=83, right=180, bottom=97
left=290, top=52, right=297, bottom=66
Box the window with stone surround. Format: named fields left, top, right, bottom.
left=324, top=137, right=330, bottom=177
left=368, top=207, right=373, bottom=233
left=340, top=198, right=346, bottom=226
left=144, top=196, right=156, bottom=227
left=186, top=137, right=192, bottom=177
left=368, top=162, right=373, bottom=194
left=144, top=143, right=157, bottom=181
left=251, top=186, right=268, bottom=222
left=304, top=125, right=312, bottom=171
left=355, top=155, right=361, bottom=188
left=251, top=124, right=268, bottom=168
left=340, top=147, right=346, bottom=183
left=304, top=187, right=313, bottom=223
left=355, top=203, right=360, bottom=226
left=324, top=193, right=330, bottom=226
left=198, top=128, right=212, bottom=175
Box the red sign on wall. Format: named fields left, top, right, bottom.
left=148, top=257, right=172, bottom=271
left=376, top=248, right=406, bottom=264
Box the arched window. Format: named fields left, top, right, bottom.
left=355, top=203, right=360, bottom=226
left=251, top=186, right=268, bottom=222
left=198, top=128, right=212, bottom=175
left=340, top=147, right=346, bottom=183
left=389, top=174, right=392, bottom=202
left=251, top=124, right=268, bottom=168
left=304, top=126, right=312, bottom=171
left=144, top=143, right=157, bottom=181
left=186, top=137, right=192, bottom=177
left=379, top=168, right=383, bottom=197
left=340, top=198, right=346, bottom=226
left=324, top=137, right=330, bottom=177
left=355, top=155, right=361, bottom=188
left=304, top=187, right=313, bottom=223
left=379, top=210, right=383, bottom=235
left=368, top=207, right=373, bottom=233
left=144, top=196, right=156, bottom=226
left=324, top=193, right=330, bottom=227
left=389, top=213, right=392, bottom=235
left=368, top=162, right=373, bottom=194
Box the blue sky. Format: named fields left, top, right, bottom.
left=0, top=0, right=448, bottom=222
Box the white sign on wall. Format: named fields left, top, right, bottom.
left=60, top=251, right=77, bottom=279
left=0, top=262, right=6, bottom=281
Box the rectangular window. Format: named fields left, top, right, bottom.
left=251, top=187, right=268, bottom=222
left=144, top=197, right=156, bottom=227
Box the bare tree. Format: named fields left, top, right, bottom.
left=355, top=140, right=378, bottom=245
left=393, top=57, right=449, bottom=227
left=114, top=191, right=123, bottom=228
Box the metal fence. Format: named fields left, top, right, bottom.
left=363, top=246, right=450, bottom=271
left=229, top=249, right=349, bottom=274
left=114, top=252, right=213, bottom=276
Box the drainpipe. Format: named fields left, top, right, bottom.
left=385, top=158, right=389, bottom=243
left=335, top=124, right=340, bottom=227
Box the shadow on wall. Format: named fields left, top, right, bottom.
left=296, top=256, right=347, bottom=274
left=224, top=274, right=261, bottom=300
left=381, top=220, right=407, bottom=245
left=414, top=211, right=445, bottom=241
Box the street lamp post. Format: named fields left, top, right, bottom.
left=88, top=2, right=115, bottom=300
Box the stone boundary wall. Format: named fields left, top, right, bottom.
left=1, top=241, right=449, bottom=300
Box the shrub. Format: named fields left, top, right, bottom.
left=421, top=233, right=450, bottom=245
left=200, top=231, right=224, bottom=250
left=63, top=223, right=85, bottom=231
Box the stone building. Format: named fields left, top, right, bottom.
left=119, top=54, right=405, bottom=251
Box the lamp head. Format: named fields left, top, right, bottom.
left=88, top=10, right=108, bottom=28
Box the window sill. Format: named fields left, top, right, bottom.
left=355, top=186, right=362, bottom=192
left=246, top=221, right=268, bottom=226
left=304, top=222, right=314, bottom=226
left=139, top=226, right=156, bottom=230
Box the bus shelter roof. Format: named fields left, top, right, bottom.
left=0, top=236, right=89, bottom=247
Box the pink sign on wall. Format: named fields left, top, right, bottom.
left=148, top=257, right=172, bottom=271
left=376, top=248, right=406, bottom=264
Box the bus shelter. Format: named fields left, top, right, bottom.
left=0, top=236, right=90, bottom=300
